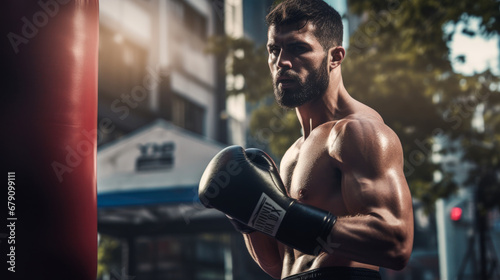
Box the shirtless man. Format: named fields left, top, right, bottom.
left=199, top=0, right=413, bottom=279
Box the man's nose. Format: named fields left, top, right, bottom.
left=277, top=51, right=292, bottom=69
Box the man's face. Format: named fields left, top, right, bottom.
left=267, top=22, right=329, bottom=109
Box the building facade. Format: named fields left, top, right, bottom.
left=97, top=1, right=274, bottom=279
left=98, top=0, right=229, bottom=146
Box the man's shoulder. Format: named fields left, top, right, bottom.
left=332, top=114, right=396, bottom=142
left=327, top=115, right=402, bottom=167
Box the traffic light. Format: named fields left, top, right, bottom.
left=450, top=206, right=463, bottom=222
left=449, top=199, right=472, bottom=226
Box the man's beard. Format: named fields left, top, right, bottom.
left=273, top=55, right=329, bottom=109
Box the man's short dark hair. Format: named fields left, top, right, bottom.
left=266, top=0, right=343, bottom=50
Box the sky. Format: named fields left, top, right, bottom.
left=325, top=1, right=499, bottom=76
left=448, top=17, right=499, bottom=75
left=324, top=0, right=350, bottom=49
left=324, top=0, right=500, bottom=75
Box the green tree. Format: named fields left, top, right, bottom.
left=97, top=235, right=121, bottom=279
left=345, top=0, right=500, bottom=211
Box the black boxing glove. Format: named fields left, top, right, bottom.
left=227, top=215, right=256, bottom=234
left=198, top=145, right=337, bottom=255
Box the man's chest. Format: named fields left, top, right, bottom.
left=280, top=140, right=344, bottom=213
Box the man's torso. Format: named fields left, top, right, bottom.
left=279, top=119, right=379, bottom=277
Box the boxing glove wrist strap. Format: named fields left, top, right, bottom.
left=275, top=201, right=337, bottom=256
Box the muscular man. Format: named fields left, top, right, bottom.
left=199, top=0, right=413, bottom=279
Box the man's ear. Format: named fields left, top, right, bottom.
left=328, top=46, right=345, bottom=70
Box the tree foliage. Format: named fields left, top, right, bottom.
left=97, top=235, right=121, bottom=279
left=345, top=0, right=500, bottom=211
left=206, top=36, right=272, bottom=102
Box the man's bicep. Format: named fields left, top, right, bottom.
left=341, top=168, right=410, bottom=219
left=334, top=120, right=410, bottom=216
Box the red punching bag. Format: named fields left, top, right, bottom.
left=0, top=1, right=99, bottom=279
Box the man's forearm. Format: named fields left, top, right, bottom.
left=324, top=214, right=412, bottom=270
left=243, top=231, right=283, bottom=279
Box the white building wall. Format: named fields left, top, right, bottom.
left=225, top=0, right=244, bottom=38
left=99, top=0, right=152, bottom=49
left=225, top=0, right=247, bottom=147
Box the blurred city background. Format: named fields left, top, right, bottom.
left=95, top=0, right=500, bottom=279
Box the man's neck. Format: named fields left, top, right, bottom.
left=296, top=80, right=351, bottom=138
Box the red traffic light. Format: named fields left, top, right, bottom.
left=450, top=207, right=463, bottom=221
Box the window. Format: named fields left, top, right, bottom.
left=171, top=93, right=205, bottom=135
left=183, top=3, right=207, bottom=40
left=98, top=26, right=148, bottom=105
